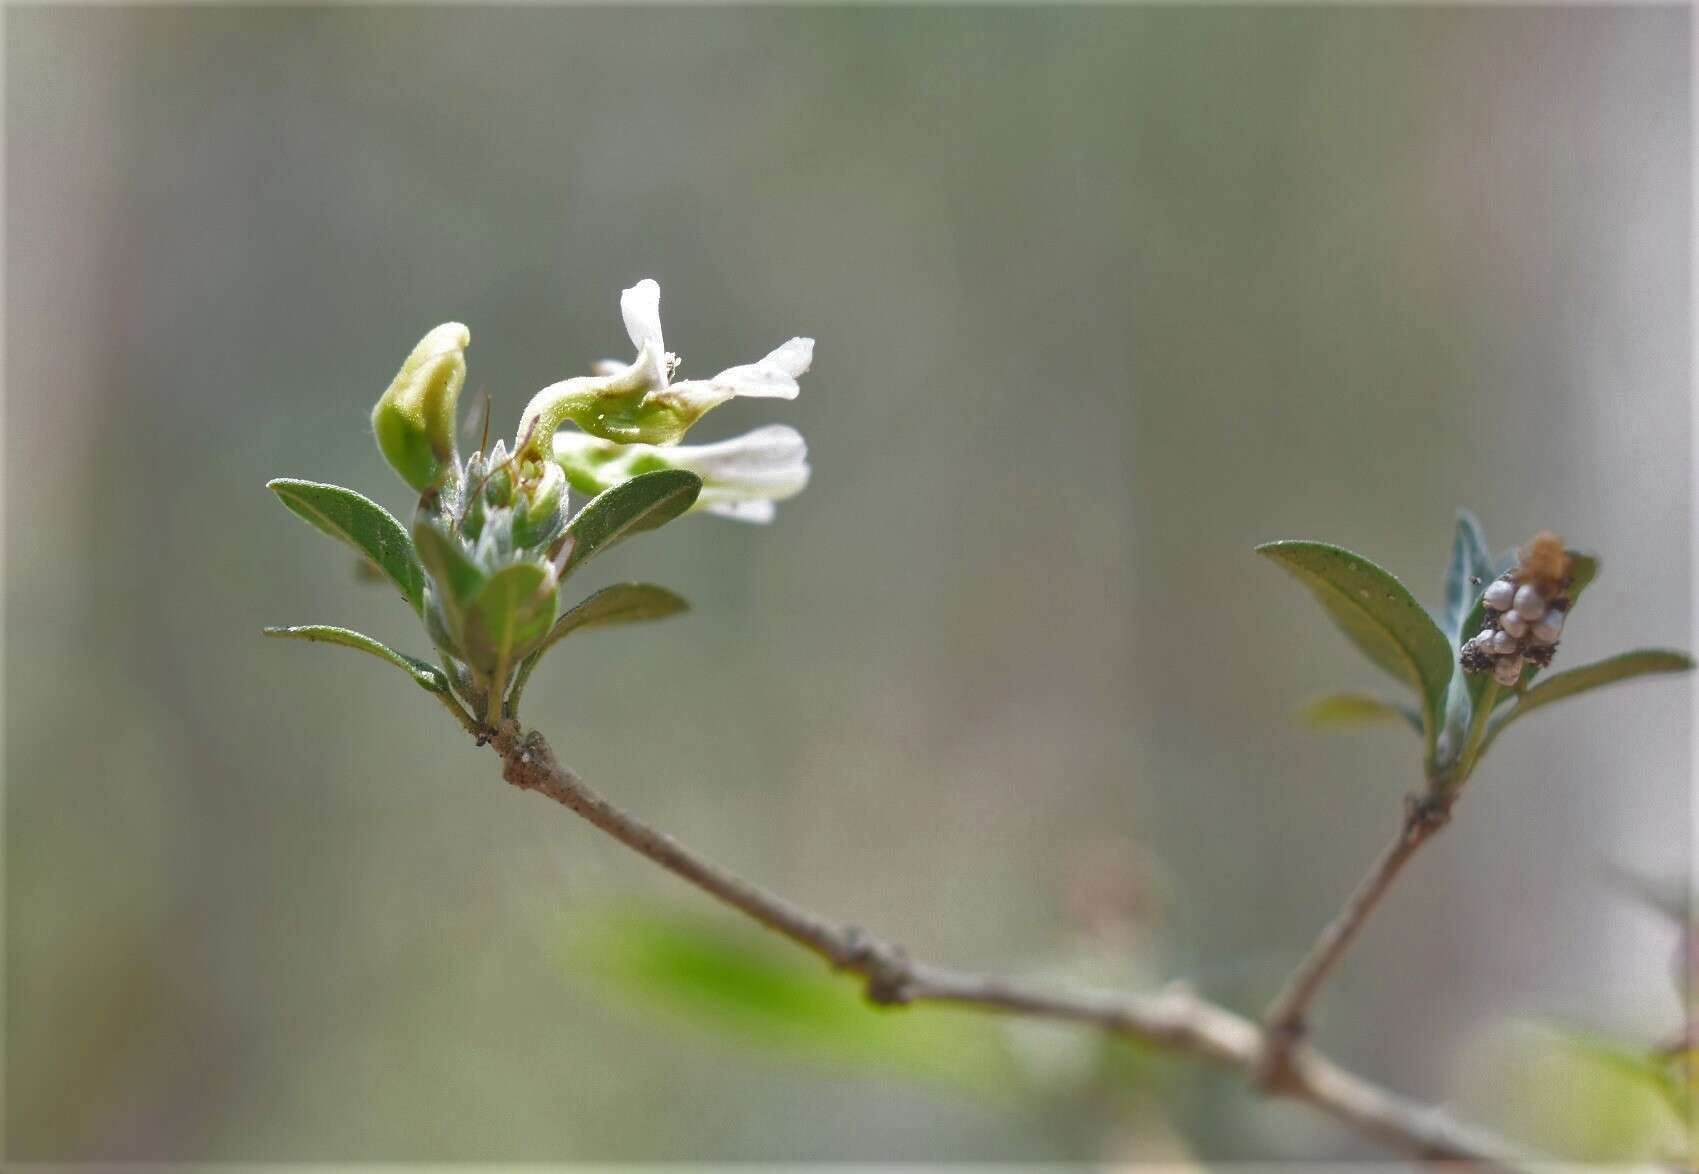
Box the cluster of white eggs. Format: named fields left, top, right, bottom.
left=1461, top=575, right=1566, bottom=686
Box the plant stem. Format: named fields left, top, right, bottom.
left=490, top=721, right=1535, bottom=1168
left=431, top=688, right=484, bottom=738
left=1256, top=679, right=1505, bottom=1086
left=1255, top=792, right=1455, bottom=1086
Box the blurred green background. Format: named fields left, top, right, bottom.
left=6, top=5, right=1690, bottom=1163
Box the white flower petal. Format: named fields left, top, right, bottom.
left=660, top=378, right=737, bottom=415
left=708, top=338, right=815, bottom=401
left=703, top=497, right=777, bottom=524
left=673, top=425, right=810, bottom=495
left=620, top=279, right=664, bottom=355
left=765, top=337, right=814, bottom=377
left=619, top=279, right=670, bottom=390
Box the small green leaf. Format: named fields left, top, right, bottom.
left=1484, top=649, right=1692, bottom=748
left=1486, top=1023, right=1687, bottom=1162
left=461, top=562, right=557, bottom=676
left=542, top=582, right=688, bottom=651
left=1545, top=1025, right=1690, bottom=1134
left=412, top=520, right=487, bottom=609
left=1257, top=540, right=1454, bottom=744
left=560, top=904, right=1015, bottom=1093
left=556, top=469, right=701, bottom=578
left=1441, top=509, right=1495, bottom=642
left=1297, top=691, right=1422, bottom=733
left=268, top=479, right=425, bottom=615
left=1568, top=550, right=1600, bottom=603
left=505, top=583, right=689, bottom=716
left=262, top=624, right=447, bottom=693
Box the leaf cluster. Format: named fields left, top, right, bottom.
left=265, top=466, right=694, bottom=731
left=1262, top=510, right=1691, bottom=789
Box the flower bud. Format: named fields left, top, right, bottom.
left=1498, top=610, right=1529, bottom=638
left=512, top=460, right=567, bottom=550
left=372, top=323, right=470, bottom=493
left=1491, top=629, right=1519, bottom=655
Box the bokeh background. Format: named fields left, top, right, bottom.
left=6, top=5, right=1691, bottom=1164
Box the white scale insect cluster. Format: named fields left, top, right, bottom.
left=1460, top=532, right=1571, bottom=686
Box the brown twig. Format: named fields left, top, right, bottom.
left=1256, top=791, right=1457, bottom=1086
left=492, top=722, right=1532, bottom=1168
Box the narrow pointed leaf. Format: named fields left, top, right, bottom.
left=1486, top=649, right=1692, bottom=745
left=537, top=583, right=689, bottom=657
left=1297, top=691, right=1422, bottom=733
left=1441, top=509, right=1494, bottom=642
left=1257, top=541, right=1453, bottom=741
left=556, top=469, right=701, bottom=578
left=461, top=562, right=557, bottom=675
left=268, top=479, right=425, bottom=614
left=262, top=624, right=448, bottom=693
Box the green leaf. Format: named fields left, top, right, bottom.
left=1441, top=509, right=1494, bottom=642
left=1297, top=691, right=1422, bottom=733
left=505, top=583, right=689, bottom=716
left=461, top=562, right=557, bottom=676
left=541, top=582, right=688, bottom=653
left=411, top=520, right=487, bottom=610
left=1485, top=649, right=1693, bottom=748
left=1257, top=541, right=1454, bottom=743
left=559, top=904, right=1016, bottom=1094
left=268, top=478, right=426, bottom=615
left=262, top=624, right=448, bottom=693
left=556, top=469, right=701, bottom=578
left=1487, top=1023, right=1687, bottom=1162
left=1545, top=1026, right=1690, bottom=1137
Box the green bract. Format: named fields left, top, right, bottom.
left=1266, top=512, right=1691, bottom=792
left=267, top=280, right=813, bottom=734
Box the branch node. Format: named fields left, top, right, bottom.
left=1253, top=1020, right=1307, bottom=1092
left=1404, top=792, right=1453, bottom=839
left=495, top=722, right=553, bottom=793
left=839, top=925, right=914, bottom=1006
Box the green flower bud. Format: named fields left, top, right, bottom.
left=372, top=323, right=470, bottom=493
left=512, top=459, right=567, bottom=551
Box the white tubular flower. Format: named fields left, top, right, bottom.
left=555, top=424, right=810, bottom=524
left=516, top=279, right=814, bottom=454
